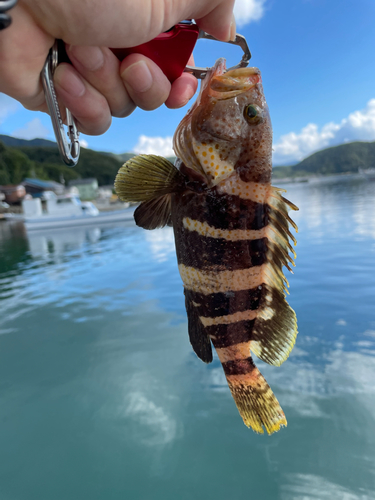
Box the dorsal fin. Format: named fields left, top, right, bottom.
left=250, top=186, right=299, bottom=367
left=115, top=154, right=183, bottom=203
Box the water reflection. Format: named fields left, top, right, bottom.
left=281, top=473, right=375, bottom=500
left=285, top=180, right=375, bottom=240
left=0, top=179, right=375, bottom=499
left=27, top=227, right=102, bottom=258
left=145, top=227, right=175, bottom=263
left=0, top=220, right=181, bottom=335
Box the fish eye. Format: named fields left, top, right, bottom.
left=244, top=104, right=263, bottom=124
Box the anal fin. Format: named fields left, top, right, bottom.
left=185, top=290, right=213, bottom=364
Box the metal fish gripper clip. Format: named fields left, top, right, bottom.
left=112, top=20, right=252, bottom=82
left=41, top=40, right=80, bottom=167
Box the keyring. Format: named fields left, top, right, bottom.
left=0, top=0, right=18, bottom=30
left=41, top=41, right=80, bottom=167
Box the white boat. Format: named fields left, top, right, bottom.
left=359, top=168, right=375, bottom=180
left=4, top=193, right=135, bottom=231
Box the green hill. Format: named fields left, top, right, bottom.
left=0, top=135, right=57, bottom=148
left=273, top=141, right=375, bottom=178
left=110, top=152, right=141, bottom=164
left=17, top=146, right=127, bottom=186
left=111, top=152, right=176, bottom=164
left=0, top=136, right=131, bottom=186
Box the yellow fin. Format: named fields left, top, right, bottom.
left=115, top=154, right=183, bottom=203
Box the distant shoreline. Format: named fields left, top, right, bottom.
left=273, top=171, right=373, bottom=185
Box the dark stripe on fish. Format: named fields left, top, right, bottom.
left=204, top=192, right=269, bottom=231
left=177, top=234, right=268, bottom=271
left=207, top=320, right=256, bottom=349
left=176, top=190, right=269, bottom=231
left=185, top=287, right=262, bottom=318
left=222, top=356, right=256, bottom=376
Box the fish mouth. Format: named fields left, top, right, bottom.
left=209, top=66, right=261, bottom=99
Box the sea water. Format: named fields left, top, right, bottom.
left=0, top=179, right=375, bottom=500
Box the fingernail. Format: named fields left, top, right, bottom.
left=229, top=14, right=236, bottom=42
left=55, top=67, right=85, bottom=97
left=121, top=60, right=153, bottom=93
left=180, top=84, right=197, bottom=107
left=68, top=45, right=104, bottom=71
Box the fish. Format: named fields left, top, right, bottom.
left=115, top=59, right=298, bottom=434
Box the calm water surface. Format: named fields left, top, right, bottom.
left=0, top=180, right=375, bottom=500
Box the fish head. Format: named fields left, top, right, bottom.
left=173, top=59, right=272, bottom=187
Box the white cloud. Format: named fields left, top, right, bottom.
left=273, top=98, right=375, bottom=165
left=234, top=0, right=266, bottom=26
left=79, top=139, right=88, bottom=148
left=11, top=117, right=51, bottom=140
left=133, top=135, right=174, bottom=157
left=336, top=319, right=347, bottom=326
left=0, top=93, right=19, bottom=123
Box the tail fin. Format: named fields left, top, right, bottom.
left=223, top=357, right=287, bottom=434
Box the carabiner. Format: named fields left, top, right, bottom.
left=0, top=0, right=18, bottom=30
left=41, top=40, right=80, bottom=167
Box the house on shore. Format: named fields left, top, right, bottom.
left=0, top=184, right=26, bottom=204
left=23, top=178, right=65, bottom=197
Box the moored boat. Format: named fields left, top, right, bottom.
left=4, top=193, right=135, bottom=231
left=359, top=168, right=375, bottom=180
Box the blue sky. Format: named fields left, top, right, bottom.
left=1, top=0, right=375, bottom=165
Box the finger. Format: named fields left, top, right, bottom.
left=195, top=1, right=236, bottom=42
left=0, top=4, right=53, bottom=110
left=67, top=45, right=136, bottom=118
left=54, top=63, right=112, bottom=135
left=120, top=54, right=171, bottom=111
left=165, top=73, right=198, bottom=109
left=48, top=1, right=235, bottom=47
left=165, top=53, right=197, bottom=109
left=187, top=54, right=195, bottom=67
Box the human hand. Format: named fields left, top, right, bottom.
left=0, top=0, right=236, bottom=135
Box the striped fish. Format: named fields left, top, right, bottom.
left=115, top=59, right=298, bottom=434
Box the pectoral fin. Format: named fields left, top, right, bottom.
left=115, top=154, right=183, bottom=203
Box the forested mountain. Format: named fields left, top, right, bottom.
left=0, top=136, right=127, bottom=186
left=273, top=141, right=375, bottom=178
left=0, top=135, right=57, bottom=148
